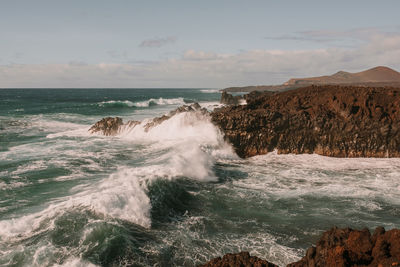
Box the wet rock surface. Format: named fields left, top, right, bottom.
left=88, top=117, right=123, bottom=136
left=211, top=85, right=400, bottom=158
left=200, top=227, right=400, bottom=267
left=288, top=227, right=400, bottom=267
left=89, top=103, right=208, bottom=136
left=220, top=91, right=244, bottom=105
left=143, top=102, right=208, bottom=131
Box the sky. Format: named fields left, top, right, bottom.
left=1, top=0, right=400, bottom=88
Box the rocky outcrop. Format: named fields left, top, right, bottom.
left=288, top=227, right=400, bottom=267
left=89, top=117, right=124, bottom=136
left=200, top=227, right=400, bottom=267
left=211, top=85, right=400, bottom=158
left=220, top=91, right=244, bottom=105
left=89, top=103, right=207, bottom=136
left=199, top=251, right=278, bottom=267
left=144, top=102, right=207, bottom=130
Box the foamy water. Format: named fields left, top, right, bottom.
left=1, top=88, right=400, bottom=266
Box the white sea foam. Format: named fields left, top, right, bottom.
left=98, top=100, right=135, bottom=107
left=98, top=97, right=186, bottom=108
left=200, top=89, right=221, bottom=93
left=199, top=101, right=225, bottom=111
left=52, top=257, right=99, bottom=267
left=46, top=127, right=91, bottom=138
left=119, top=111, right=236, bottom=181
left=0, top=170, right=151, bottom=245
left=0, top=108, right=237, bottom=237
left=232, top=152, right=400, bottom=205
left=155, top=215, right=302, bottom=266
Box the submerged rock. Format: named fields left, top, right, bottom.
left=211, top=85, right=400, bottom=158
left=199, top=251, right=278, bottom=267
left=88, top=117, right=123, bottom=136
left=200, top=227, right=400, bottom=267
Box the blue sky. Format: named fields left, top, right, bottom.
left=1, top=0, right=400, bottom=87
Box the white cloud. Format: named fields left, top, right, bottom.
left=1, top=32, right=400, bottom=88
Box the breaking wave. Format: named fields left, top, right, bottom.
left=97, top=97, right=186, bottom=108
left=200, top=89, right=220, bottom=93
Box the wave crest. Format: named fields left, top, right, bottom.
left=98, top=97, right=186, bottom=108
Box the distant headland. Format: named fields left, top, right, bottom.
left=223, top=66, right=400, bottom=92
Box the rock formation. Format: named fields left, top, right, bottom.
left=212, top=85, right=400, bottom=158
left=200, top=227, right=400, bottom=267
left=220, top=91, right=244, bottom=105
left=289, top=226, right=400, bottom=267
left=89, top=103, right=207, bottom=136
left=88, top=117, right=124, bottom=136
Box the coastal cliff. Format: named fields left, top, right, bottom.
left=211, top=85, right=400, bottom=158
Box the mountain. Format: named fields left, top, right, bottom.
left=285, top=66, right=400, bottom=86
left=223, top=66, right=400, bottom=92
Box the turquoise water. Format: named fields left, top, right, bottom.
left=1, top=89, right=400, bottom=267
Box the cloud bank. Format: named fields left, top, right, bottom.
left=1, top=32, right=400, bottom=88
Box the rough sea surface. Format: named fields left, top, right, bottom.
left=1, top=89, right=400, bottom=267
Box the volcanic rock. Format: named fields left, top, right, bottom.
left=88, top=117, right=123, bottom=136
left=143, top=102, right=208, bottom=131
left=220, top=91, right=244, bottom=105
left=211, top=85, right=400, bottom=158
left=288, top=226, right=400, bottom=267
left=89, top=103, right=208, bottom=135
left=199, top=251, right=278, bottom=267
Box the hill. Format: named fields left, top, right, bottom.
left=223, top=66, right=400, bottom=92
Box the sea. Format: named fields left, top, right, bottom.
left=1, top=88, right=400, bottom=267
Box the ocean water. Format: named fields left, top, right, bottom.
left=1, top=88, right=400, bottom=267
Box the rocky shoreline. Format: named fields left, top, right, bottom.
left=90, top=85, right=400, bottom=159
left=212, top=85, right=400, bottom=158
left=200, top=227, right=400, bottom=267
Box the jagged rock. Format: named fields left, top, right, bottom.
left=88, top=117, right=123, bottom=136
left=125, top=120, right=141, bottom=128
left=144, top=103, right=208, bottom=131
left=199, top=251, right=278, bottom=267
left=89, top=103, right=208, bottom=135
left=220, top=91, right=244, bottom=105
left=288, top=227, right=400, bottom=267
left=211, top=85, right=400, bottom=158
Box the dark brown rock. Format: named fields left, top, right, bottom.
left=144, top=102, right=208, bottom=131
left=220, top=91, right=244, bottom=105
left=288, top=227, right=400, bottom=267
left=89, top=103, right=208, bottom=135
left=88, top=117, right=123, bottom=136
left=211, top=85, right=400, bottom=158
left=199, top=251, right=278, bottom=267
